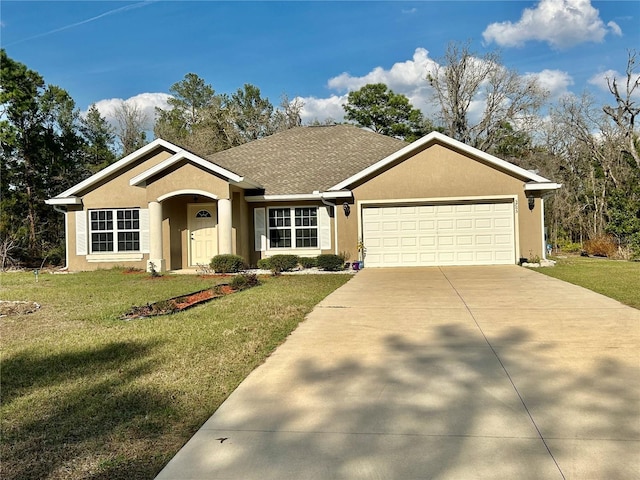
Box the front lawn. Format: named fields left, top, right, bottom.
left=0, top=269, right=351, bottom=480
left=535, top=256, right=640, bottom=309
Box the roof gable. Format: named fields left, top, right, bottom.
left=329, top=131, right=560, bottom=191
left=53, top=139, right=181, bottom=200
left=129, top=149, right=262, bottom=189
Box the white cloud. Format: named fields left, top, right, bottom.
left=482, top=0, right=622, bottom=49
left=324, top=47, right=438, bottom=117
left=607, top=21, right=622, bottom=37
left=88, top=92, right=172, bottom=129
left=401, top=8, right=417, bottom=14
left=588, top=69, right=619, bottom=92
left=524, top=69, right=574, bottom=99
left=299, top=95, right=347, bottom=123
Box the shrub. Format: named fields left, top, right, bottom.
left=299, top=256, right=317, bottom=269
left=584, top=235, right=617, bottom=258
left=269, top=254, right=299, bottom=274
left=558, top=240, right=582, bottom=254
left=256, top=258, right=271, bottom=270
left=316, top=254, right=344, bottom=271
left=230, top=273, right=260, bottom=290
left=210, top=254, right=245, bottom=273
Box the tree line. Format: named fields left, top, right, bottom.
left=1, top=43, right=638, bottom=267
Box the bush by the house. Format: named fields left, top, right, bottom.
left=269, top=254, right=299, bottom=274
left=230, top=273, right=260, bottom=290
left=299, top=256, right=317, bottom=269
left=210, top=254, right=245, bottom=273
left=584, top=235, right=618, bottom=258
left=256, top=258, right=271, bottom=270
left=316, top=254, right=344, bottom=271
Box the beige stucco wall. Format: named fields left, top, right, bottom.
left=145, top=161, right=231, bottom=202
left=336, top=143, right=544, bottom=262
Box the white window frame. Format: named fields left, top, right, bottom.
left=267, top=206, right=319, bottom=250
left=89, top=208, right=141, bottom=254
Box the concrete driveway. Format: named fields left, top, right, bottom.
left=156, top=266, right=639, bottom=480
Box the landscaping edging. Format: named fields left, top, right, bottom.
left=121, top=285, right=234, bottom=320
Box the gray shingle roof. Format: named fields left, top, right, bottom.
left=206, top=125, right=408, bottom=195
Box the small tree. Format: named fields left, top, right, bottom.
left=343, top=83, right=426, bottom=141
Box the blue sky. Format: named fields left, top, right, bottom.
left=2, top=1, right=638, bottom=128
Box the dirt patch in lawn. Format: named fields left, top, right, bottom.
left=0, top=301, right=41, bottom=317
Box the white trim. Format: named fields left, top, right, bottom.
left=358, top=194, right=517, bottom=207
left=524, top=183, right=562, bottom=192
left=320, top=191, right=353, bottom=199
left=330, top=131, right=555, bottom=191
left=55, top=139, right=181, bottom=199
left=157, top=190, right=219, bottom=202
left=45, top=197, right=82, bottom=205
left=129, top=150, right=245, bottom=186
left=263, top=249, right=321, bottom=257
left=245, top=191, right=353, bottom=202
left=87, top=253, right=144, bottom=262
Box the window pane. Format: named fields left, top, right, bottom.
left=91, top=232, right=113, bottom=252
left=269, top=209, right=291, bottom=228
left=296, top=228, right=318, bottom=248
left=117, top=209, right=139, bottom=230
left=118, top=232, right=140, bottom=251
left=295, top=208, right=317, bottom=227
left=90, top=210, right=112, bottom=230
left=269, top=228, right=291, bottom=248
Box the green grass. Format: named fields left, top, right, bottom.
left=0, top=269, right=351, bottom=480
left=535, top=256, right=640, bottom=309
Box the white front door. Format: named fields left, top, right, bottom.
left=188, top=203, right=217, bottom=266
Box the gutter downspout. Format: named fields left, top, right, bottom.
left=319, top=195, right=339, bottom=255
left=52, top=205, right=69, bottom=269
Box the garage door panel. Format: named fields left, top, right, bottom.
left=362, top=202, right=515, bottom=267
left=457, top=235, right=473, bottom=246
left=456, top=219, right=473, bottom=229
left=401, top=237, right=417, bottom=247
left=419, top=236, right=436, bottom=247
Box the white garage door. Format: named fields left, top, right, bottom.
left=362, top=202, right=515, bottom=267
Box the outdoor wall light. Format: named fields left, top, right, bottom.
left=343, top=202, right=351, bottom=217
left=528, top=197, right=535, bottom=211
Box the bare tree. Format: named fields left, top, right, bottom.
left=272, top=94, right=303, bottom=131
left=603, top=49, right=640, bottom=168
left=427, top=42, right=547, bottom=152
left=113, top=102, right=149, bottom=157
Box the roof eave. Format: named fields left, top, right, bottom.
left=524, top=182, right=563, bottom=193
left=45, top=197, right=82, bottom=206
left=244, top=191, right=352, bottom=202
